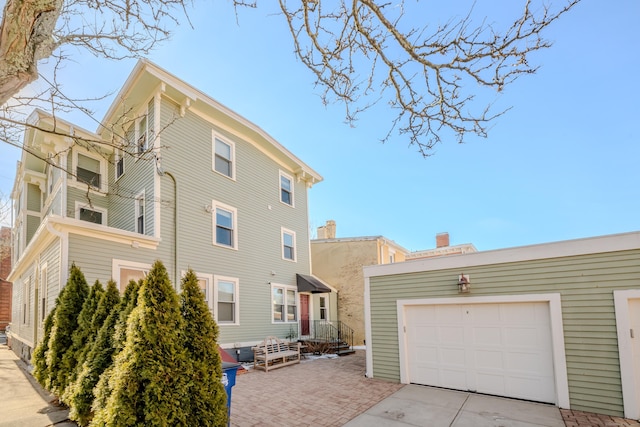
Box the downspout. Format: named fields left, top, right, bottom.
left=155, top=158, right=178, bottom=288
left=165, top=171, right=178, bottom=288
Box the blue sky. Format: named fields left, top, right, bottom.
left=1, top=1, right=638, bottom=252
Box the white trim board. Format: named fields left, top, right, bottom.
left=614, top=289, right=640, bottom=419
left=365, top=231, right=640, bottom=278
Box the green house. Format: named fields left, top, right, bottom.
left=8, top=60, right=338, bottom=362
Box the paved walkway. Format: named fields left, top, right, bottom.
left=0, top=345, right=74, bottom=427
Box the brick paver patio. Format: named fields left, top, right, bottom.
left=229, top=351, right=402, bottom=427
left=561, top=409, right=640, bottom=427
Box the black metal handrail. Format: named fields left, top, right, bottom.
left=307, top=320, right=354, bottom=353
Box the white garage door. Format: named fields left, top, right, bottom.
left=405, top=302, right=556, bottom=403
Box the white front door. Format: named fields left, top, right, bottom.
left=405, top=302, right=556, bottom=403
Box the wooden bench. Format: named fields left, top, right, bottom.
left=252, top=336, right=301, bottom=372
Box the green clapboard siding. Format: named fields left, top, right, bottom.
left=157, top=97, right=313, bottom=345
left=369, top=249, right=640, bottom=416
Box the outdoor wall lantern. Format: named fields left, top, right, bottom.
left=458, top=274, right=471, bottom=293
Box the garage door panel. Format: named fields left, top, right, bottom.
left=439, top=346, right=466, bottom=367
left=475, top=350, right=504, bottom=370
left=473, top=327, right=502, bottom=346
left=406, top=302, right=556, bottom=404
left=440, top=326, right=464, bottom=344
left=505, top=327, right=539, bottom=347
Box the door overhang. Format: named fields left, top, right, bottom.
left=296, top=274, right=332, bottom=294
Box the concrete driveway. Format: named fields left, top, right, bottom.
left=345, top=384, right=565, bottom=427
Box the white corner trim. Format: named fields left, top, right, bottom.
left=364, top=276, right=374, bottom=378
left=614, top=289, right=640, bottom=419
left=395, top=293, right=570, bottom=408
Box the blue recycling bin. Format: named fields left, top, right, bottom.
left=221, top=362, right=240, bottom=425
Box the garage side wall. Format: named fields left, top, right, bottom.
left=368, top=248, right=640, bottom=416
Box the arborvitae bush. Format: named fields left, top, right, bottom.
left=46, top=264, right=90, bottom=396
left=68, top=280, right=120, bottom=426
left=61, top=280, right=105, bottom=403
left=180, top=269, right=228, bottom=426
left=92, top=261, right=188, bottom=426
left=32, top=307, right=56, bottom=387
left=91, top=279, right=140, bottom=423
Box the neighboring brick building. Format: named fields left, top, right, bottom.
left=0, top=227, right=12, bottom=332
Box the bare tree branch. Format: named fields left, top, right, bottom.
left=277, top=0, right=580, bottom=155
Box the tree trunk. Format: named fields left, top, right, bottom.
left=0, top=0, right=62, bottom=105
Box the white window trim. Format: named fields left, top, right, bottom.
left=74, top=201, right=108, bottom=225
left=112, top=259, right=151, bottom=292
left=214, top=275, right=239, bottom=326
left=211, top=200, right=238, bottom=250
left=71, top=148, right=108, bottom=193
left=135, top=190, right=145, bottom=234
left=271, top=283, right=298, bottom=324
left=181, top=270, right=213, bottom=312
left=212, top=132, right=236, bottom=181
left=281, top=227, right=297, bottom=262
left=279, top=170, right=295, bottom=207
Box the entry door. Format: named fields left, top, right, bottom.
left=629, top=299, right=640, bottom=408
left=405, top=302, right=556, bottom=403
left=300, top=294, right=310, bottom=335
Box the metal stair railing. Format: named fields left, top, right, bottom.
left=310, top=320, right=354, bottom=354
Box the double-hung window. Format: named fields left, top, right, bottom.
left=215, top=275, right=238, bottom=324
left=319, top=296, right=327, bottom=320
left=115, top=149, right=124, bottom=180
left=272, top=284, right=297, bottom=322
left=212, top=200, right=237, bottom=249
left=282, top=228, right=296, bottom=261
left=279, top=171, right=294, bottom=206
left=77, top=153, right=102, bottom=189
left=137, top=100, right=154, bottom=155
left=213, top=136, right=234, bottom=179
left=135, top=192, right=145, bottom=234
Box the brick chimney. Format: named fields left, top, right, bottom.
left=436, top=232, right=449, bottom=248
left=317, top=220, right=337, bottom=239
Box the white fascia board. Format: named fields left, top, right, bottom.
left=100, top=60, right=322, bottom=185
left=365, top=231, right=640, bottom=278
